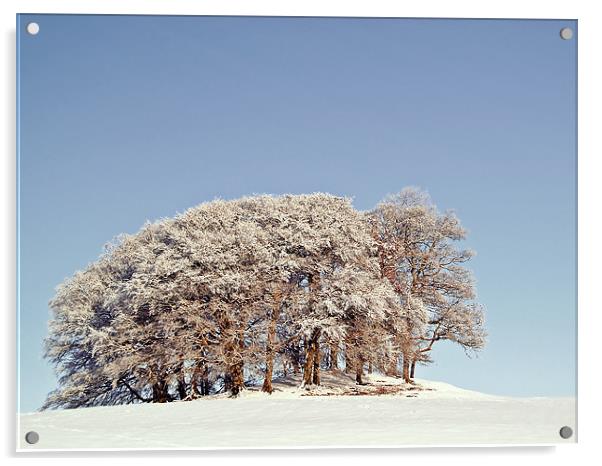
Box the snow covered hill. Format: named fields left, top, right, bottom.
left=18, top=373, right=576, bottom=450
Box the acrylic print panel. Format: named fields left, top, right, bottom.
left=16, top=14, right=577, bottom=450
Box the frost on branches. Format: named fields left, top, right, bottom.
left=42, top=190, right=486, bottom=409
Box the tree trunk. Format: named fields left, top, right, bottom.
left=262, top=353, right=274, bottom=393
left=303, top=337, right=315, bottom=386
left=402, top=356, right=411, bottom=383
left=177, top=377, right=187, bottom=400
left=292, top=344, right=301, bottom=374
left=192, top=363, right=210, bottom=396
left=368, top=361, right=373, bottom=374
left=201, top=366, right=210, bottom=396
left=330, top=344, right=339, bottom=370
left=228, top=361, right=244, bottom=396
left=344, top=345, right=353, bottom=374
left=224, top=341, right=245, bottom=396
left=223, top=323, right=246, bottom=397
left=192, top=359, right=210, bottom=397
left=400, top=331, right=413, bottom=383
left=410, top=360, right=416, bottom=379
left=304, top=274, right=322, bottom=387
left=355, top=356, right=364, bottom=385
left=191, top=367, right=201, bottom=397
left=302, top=330, right=321, bottom=386
left=152, top=380, right=169, bottom=403
left=223, top=373, right=232, bottom=393
left=262, top=289, right=281, bottom=393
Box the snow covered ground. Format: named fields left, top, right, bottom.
left=18, top=373, right=576, bottom=450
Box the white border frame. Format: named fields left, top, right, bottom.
left=3, top=1, right=600, bottom=464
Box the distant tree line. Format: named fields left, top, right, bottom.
left=42, top=188, right=485, bottom=409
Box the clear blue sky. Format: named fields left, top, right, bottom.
left=17, top=15, right=576, bottom=412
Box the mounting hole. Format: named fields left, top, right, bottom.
left=25, top=431, right=39, bottom=444
left=26, top=22, right=40, bottom=36
left=559, top=426, right=573, bottom=439
left=559, top=27, right=573, bottom=40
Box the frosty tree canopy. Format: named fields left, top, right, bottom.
left=43, top=189, right=486, bottom=409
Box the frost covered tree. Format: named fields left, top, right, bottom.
left=44, top=202, right=271, bottom=406
left=43, top=261, right=123, bottom=409
left=43, top=190, right=485, bottom=409
left=43, top=194, right=389, bottom=405
left=368, top=188, right=486, bottom=382
left=267, top=195, right=393, bottom=388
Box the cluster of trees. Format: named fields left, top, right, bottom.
left=43, top=188, right=485, bottom=409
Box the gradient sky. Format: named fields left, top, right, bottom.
left=17, top=15, right=576, bottom=412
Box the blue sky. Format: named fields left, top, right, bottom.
left=17, top=15, right=576, bottom=412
